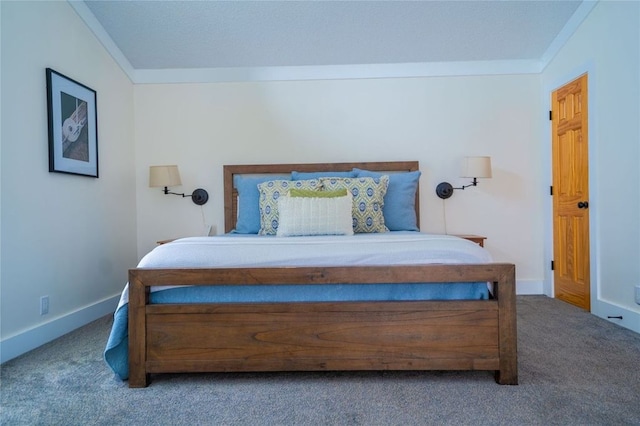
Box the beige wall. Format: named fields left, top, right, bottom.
left=542, top=1, right=640, bottom=329
left=3, top=0, right=638, bottom=362
left=0, top=1, right=137, bottom=360
left=134, top=75, right=545, bottom=290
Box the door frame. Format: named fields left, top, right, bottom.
left=543, top=65, right=598, bottom=310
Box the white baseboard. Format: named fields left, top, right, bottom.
left=0, top=294, right=119, bottom=364
left=516, top=279, right=544, bottom=295
left=592, top=298, right=640, bottom=335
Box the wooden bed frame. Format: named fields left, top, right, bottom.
left=128, top=161, right=517, bottom=387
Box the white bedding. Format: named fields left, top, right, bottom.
left=116, top=232, right=492, bottom=310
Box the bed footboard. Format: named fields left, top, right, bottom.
left=128, top=264, right=517, bottom=387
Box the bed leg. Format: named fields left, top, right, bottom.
left=128, top=271, right=150, bottom=388
left=129, top=372, right=150, bottom=388
left=494, top=264, right=518, bottom=385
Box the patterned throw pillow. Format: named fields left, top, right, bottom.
left=319, top=176, right=389, bottom=233
left=233, top=174, right=289, bottom=233
left=354, top=168, right=421, bottom=231
left=257, top=179, right=321, bottom=235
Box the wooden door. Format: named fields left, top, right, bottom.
left=551, top=74, right=590, bottom=311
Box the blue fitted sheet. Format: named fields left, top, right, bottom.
left=104, top=282, right=489, bottom=380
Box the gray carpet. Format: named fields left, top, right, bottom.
left=2, top=296, right=639, bottom=425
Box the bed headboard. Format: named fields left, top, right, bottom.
left=223, top=161, right=420, bottom=234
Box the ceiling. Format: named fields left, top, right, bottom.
left=75, top=0, right=594, bottom=83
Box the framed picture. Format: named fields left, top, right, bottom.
left=46, top=68, right=98, bottom=177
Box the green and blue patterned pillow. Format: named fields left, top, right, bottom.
left=319, top=176, right=389, bottom=233
left=232, top=174, right=289, bottom=234
left=354, top=168, right=421, bottom=231
left=257, top=179, right=321, bottom=235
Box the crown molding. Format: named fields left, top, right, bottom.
left=539, top=0, right=599, bottom=71
left=131, top=60, right=543, bottom=84
left=69, top=0, right=594, bottom=84
left=68, top=0, right=135, bottom=82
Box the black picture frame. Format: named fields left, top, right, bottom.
left=46, top=68, right=98, bottom=178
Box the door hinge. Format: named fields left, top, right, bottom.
left=551, top=260, right=555, bottom=271
left=550, top=186, right=553, bottom=196
left=549, top=110, right=553, bottom=120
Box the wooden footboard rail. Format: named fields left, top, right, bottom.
left=128, top=263, right=517, bottom=387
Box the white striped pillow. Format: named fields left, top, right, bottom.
left=276, top=193, right=354, bottom=237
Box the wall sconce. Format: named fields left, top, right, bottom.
left=149, top=165, right=209, bottom=205
left=436, top=156, right=492, bottom=199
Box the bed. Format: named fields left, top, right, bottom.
left=108, top=161, right=517, bottom=387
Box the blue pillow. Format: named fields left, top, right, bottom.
left=233, top=174, right=289, bottom=233
left=353, top=168, right=421, bottom=231
left=291, top=170, right=357, bottom=180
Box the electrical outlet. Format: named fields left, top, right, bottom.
left=40, top=296, right=49, bottom=315
left=635, top=285, right=640, bottom=305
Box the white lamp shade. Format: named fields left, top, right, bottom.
left=149, top=165, right=182, bottom=187
left=461, top=156, right=492, bottom=178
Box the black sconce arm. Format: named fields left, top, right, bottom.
left=161, top=187, right=209, bottom=205
left=456, top=178, right=479, bottom=190
left=435, top=178, right=479, bottom=199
